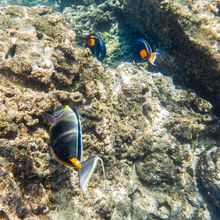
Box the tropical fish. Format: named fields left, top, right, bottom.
left=84, top=34, right=106, bottom=61
left=133, top=38, right=159, bottom=65
left=43, top=105, right=105, bottom=192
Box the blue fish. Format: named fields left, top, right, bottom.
left=43, top=105, right=106, bottom=192
left=133, top=38, right=159, bottom=65
left=85, top=34, right=106, bottom=61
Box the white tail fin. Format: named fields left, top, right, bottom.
left=78, top=156, right=106, bottom=193
left=149, top=52, right=159, bottom=66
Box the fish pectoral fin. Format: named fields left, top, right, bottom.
left=78, top=156, right=106, bottom=193
left=42, top=112, right=54, bottom=126
left=149, top=52, right=159, bottom=66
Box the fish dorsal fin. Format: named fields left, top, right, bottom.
left=63, top=105, right=70, bottom=110
left=78, top=156, right=106, bottom=193
left=42, top=112, right=54, bottom=126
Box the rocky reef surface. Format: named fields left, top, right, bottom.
left=1, top=0, right=219, bottom=114
left=62, top=0, right=128, bottom=67
left=0, top=4, right=219, bottom=220
left=120, top=0, right=220, bottom=116
left=58, top=0, right=220, bottom=117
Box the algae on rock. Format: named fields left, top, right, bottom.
left=0, top=5, right=219, bottom=220
left=120, top=0, right=220, bottom=116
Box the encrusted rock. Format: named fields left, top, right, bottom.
left=0, top=5, right=76, bottom=90
left=0, top=5, right=219, bottom=220
left=197, top=146, right=220, bottom=210
left=120, top=0, right=220, bottom=116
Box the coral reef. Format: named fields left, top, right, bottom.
left=0, top=4, right=219, bottom=220
left=1, top=0, right=219, bottom=115
left=198, top=146, right=220, bottom=211
left=120, top=0, right=220, bottom=115
left=57, top=0, right=220, bottom=118
left=62, top=0, right=131, bottom=67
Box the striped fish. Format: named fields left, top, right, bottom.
left=43, top=105, right=105, bottom=192
left=133, top=38, right=159, bottom=65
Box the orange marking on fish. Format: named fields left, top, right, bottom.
left=88, top=38, right=95, bottom=47
left=70, top=158, right=82, bottom=169
left=149, top=52, right=159, bottom=66
left=51, top=147, right=75, bottom=168
left=140, top=49, right=147, bottom=58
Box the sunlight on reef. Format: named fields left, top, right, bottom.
left=0, top=1, right=219, bottom=219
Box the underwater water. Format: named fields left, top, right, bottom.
left=0, top=0, right=219, bottom=219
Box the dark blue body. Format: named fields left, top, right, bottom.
left=86, top=34, right=106, bottom=61
left=50, top=108, right=82, bottom=163
left=133, top=38, right=152, bottom=63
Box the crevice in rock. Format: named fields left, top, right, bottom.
left=196, top=149, right=220, bottom=218
left=5, top=44, right=17, bottom=59
left=0, top=69, right=51, bottom=92
left=121, top=0, right=220, bottom=117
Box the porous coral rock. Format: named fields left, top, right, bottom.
left=62, top=0, right=132, bottom=67
left=120, top=0, right=220, bottom=116
left=0, top=5, right=219, bottom=220
left=60, top=0, right=220, bottom=118
left=198, top=146, right=220, bottom=211
left=0, top=5, right=76, bottom=90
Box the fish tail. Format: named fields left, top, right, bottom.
left=78, top=156, right=106, bottom=193
left=149, top=52, right=159, bottom=66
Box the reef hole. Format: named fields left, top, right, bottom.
left=5, top=44, right=17, bottom=59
